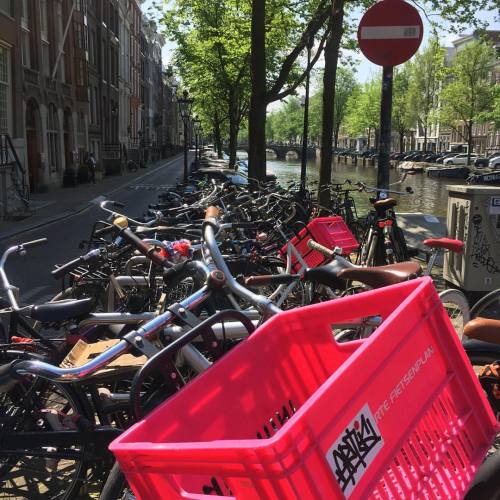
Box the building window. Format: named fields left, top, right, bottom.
left=40, top=0, right=48, bottom=41
left=47, top=104, right=60, bottom=171
left=0, top=45, right=11, bottom=134
left=0, top=0, right=13, bottom=17
left=21, top=31, right=31, bottom=67
left=21, top=0, right=29, bottom=27
left=42, top=43, right=50, bottom=76
left=76, top=59, right=85, bottom=86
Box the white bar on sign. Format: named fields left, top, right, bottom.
left=360, top=26, right=420, bottom=39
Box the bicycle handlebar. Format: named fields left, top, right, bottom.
left=307, top=240, right=335, bottom=259
left=52, top=249, right=102, bottom=280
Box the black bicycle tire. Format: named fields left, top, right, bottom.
left=465, top=451, right=500, bottom=500
left=470, top=289, right=500, bottom=319
left=100, top=461, right=130, bottom=500
left=0, top=372, right=89, bottom=499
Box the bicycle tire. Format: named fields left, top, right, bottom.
left=100, top=461, right=133, bottom=500
left=438, top=288, right=470, bottom=341
left=465, top=450, right=500, bottom=500
left=470, top=289, right=500, bottom=319
left=0, top=368, right=88, bottom=499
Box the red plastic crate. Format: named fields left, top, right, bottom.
left=280, top=216, right=359, bottom=273
left=111, top=277, right=497, bottom=499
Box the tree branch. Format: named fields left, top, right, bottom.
left=267, top=27, right=329, bottom=103
left=265, top=0, right=330, bottom=102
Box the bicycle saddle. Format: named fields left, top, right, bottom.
left=464, top=318, right=500, bottom=345
left=29, top=298, right=94, bottom=323
left=373, top=198, right=397, bottom=209
left=303, top=266, right=346, bottom=290
left=337, top=262, right=422, bottom=289
left=424, top=238, right=464, bottom=254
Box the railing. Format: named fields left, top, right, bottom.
left=45, top=76, right=56, bottom=91
left=102, top=143, right=121, bottom=160
left=0, top=134, right=30, bottom=212
left=62, top=83, right=72, bottom=98
left=23, top=67, right=39, bottom=86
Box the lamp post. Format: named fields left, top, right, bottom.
left=177, top=89, right=194, bottom=183
left=193, top=117, right=201, bottom=168
left=198, top=126, right=203, bottom=161
left=300, top=35, right=313, bottom=193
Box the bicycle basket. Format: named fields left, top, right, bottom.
left=111, top=277, right=497, bottom=499
left=280, top=216, right=359, bottom=273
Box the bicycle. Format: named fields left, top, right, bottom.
left=355, top=181, right=415, bottom=266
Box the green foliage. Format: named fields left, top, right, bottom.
left=266, top=97, right=304, bottom=142
left=392, top=63, right=414, bottom=148
left=344, top=77, right=381, bottom=138
left=439, top=40, right=497, bottom=146
left=406, top=36, right=445, bottom=145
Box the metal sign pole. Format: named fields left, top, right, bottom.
left=377, top=65, right=393, bottom=196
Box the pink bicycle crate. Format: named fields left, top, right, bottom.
left=280, top=216, right=358, bottom=273
left=111, top=277, right=497, bottom=499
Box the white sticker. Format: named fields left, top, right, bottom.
left=489, top=197, right=500, bottom=215
left=360, top=26, right=421, bottom=40
left=424, top=215, right=439, bottom=223
left=326, top=404, right=384, bottom=497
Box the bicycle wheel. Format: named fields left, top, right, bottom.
left=465, top=450, right=500, bottom=500
left=470, top=289, right=500, bottom=319
left=0, top=374, right=88, bottom=499
left=438, top=288, right=470, bottom=341
left=100, top=461, right=133, bottom=500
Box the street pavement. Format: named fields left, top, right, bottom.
left=0, top=154, right=187, bottom=306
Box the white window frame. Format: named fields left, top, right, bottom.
left=0, top=42, right=12, bottom=135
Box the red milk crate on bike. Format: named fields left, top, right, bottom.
left=280, top=216, right=358, bottom=273
left=110, top=277, right=497, bottom=499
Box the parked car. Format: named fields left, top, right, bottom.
left=423, top=153, right=441, bottom=163
left=475, top=153, right=500, bottom=168
left=489, top=155, right=500, bottom=169
left=436, top=153, right=458, bottom=164
left=443, top=153, right=479, bottom=166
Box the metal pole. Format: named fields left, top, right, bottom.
left=183, top=120, right=188, bottom=183
left=194, top=130, right=198, bottom=169
left=377, top=66, right=393, bottom=196
left=51, top=0, right=77, bottom=81
left=300, top=41, right=312, bottom=192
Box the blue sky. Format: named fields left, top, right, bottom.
left=140, top=0, right=499, bottom=86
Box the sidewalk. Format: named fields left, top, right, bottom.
left=0, top=155, right=182, bottom=242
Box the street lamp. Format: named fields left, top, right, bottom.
left=177, top=89, right=194, bottom=183
left=198, top=125, right=203, bottom=162
left=193, top=116, right=201, bottom=168
left=300, top=34, right=313, bottom=193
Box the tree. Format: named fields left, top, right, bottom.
left=344, top=77, right=381, bottom=148
left=332, top=66, right=357, bottom=148
left=318, top=0, right=345, bottom=205
left=248, top=0, right=332, bottom=182
left=392, top=64, right=414, bottom=153
left=407, top=36, right=445, bottom=152
left=440, top=40, right=497, bottom=162
left=163, top=0, right=252, bottom=167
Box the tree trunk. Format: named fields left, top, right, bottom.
left=399, top=131, right=404, bottom=153
left=423, top=125, right=428, bottom=152
left=319, top=0, right=345, bottom=206
left=333, top=123, right=340, bottom=150
left=367, top=127, right=371, bottom=149
left=467, top=120, right=474, bottom=165
left=248, top=0, right=267, bottom=182
left=228, top=117, right=239, bottom=169
left=213, top=111, right=223, bottom=159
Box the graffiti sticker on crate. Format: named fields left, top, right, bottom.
left=326, top=404, right=384, bottom=497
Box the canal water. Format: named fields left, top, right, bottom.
left=262, top=156, right=463, bottom=218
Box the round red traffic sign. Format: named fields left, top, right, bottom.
left=357, top=0, right=423, bottom=67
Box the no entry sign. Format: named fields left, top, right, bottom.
left=358, top=0, right=423, bottom=67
